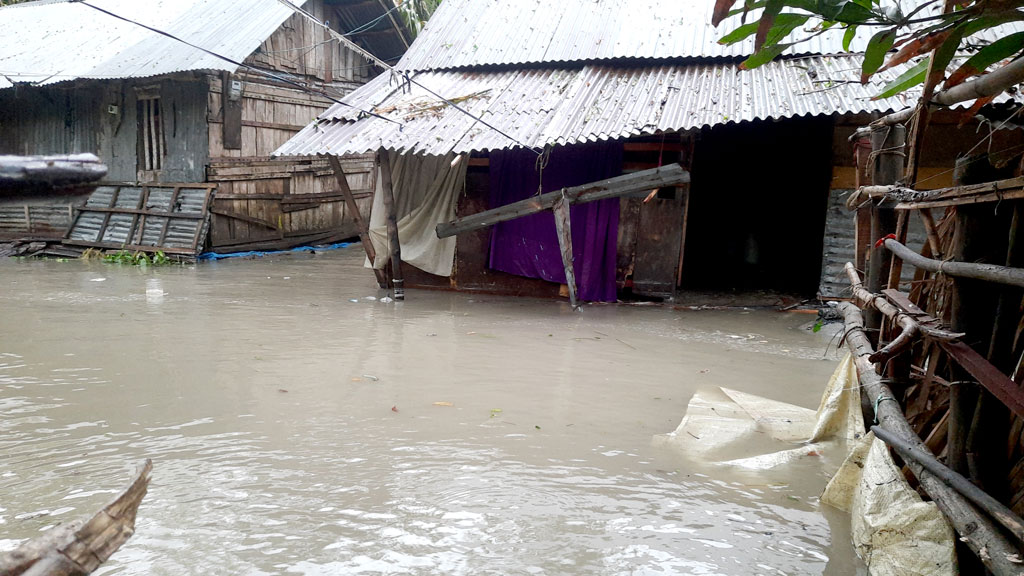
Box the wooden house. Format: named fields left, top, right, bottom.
left=0, top=0, right=410, bottom=250
left=276, top=0, right=1024, bottom=303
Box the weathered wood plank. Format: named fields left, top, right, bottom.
left=327, top=154, right=384, bottom=288
left=0, top=460, right=151, bottom=576
left=941, top=340, right=1024, bottom=418
left=436, top=164, right=690, bottom=239
left=378, top=150, right=403, bottom=299
left=552, top=195, right=578, bottom=309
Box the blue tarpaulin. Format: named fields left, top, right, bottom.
left=198, top=242, right=353, bottom=261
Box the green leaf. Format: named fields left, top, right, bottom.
left=817, top=0, right=875, bottom=23
left=962, top=10, right=1024, bottom=38
left=769, top=13, right=810, bottom=44
left=719, top=21, right=760, bottom=44
left=843, top=25, right=857, bottom=51
left=928, top=26, right=965, bottom=83
left=740, top=42, right=793, bottom=69
left=875, top=59, right=928, bottom=99
left=862, top=27, right=896, bottom=82
left=755, top=0, right=785, bottom=50
left=833, top=1, right=874, bottom=23
left=728, top=0, right=766, bottom=19
left=947, top=32, right=1024, bottom=88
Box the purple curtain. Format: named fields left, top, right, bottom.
left=488, top=142, right=622, bottom=302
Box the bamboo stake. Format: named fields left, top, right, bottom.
left=835, top=302, right=1023, bottom=575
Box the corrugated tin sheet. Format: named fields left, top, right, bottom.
left=818, top=188, right=926, bottom=297
left=64, top=183, right=215, bottom=256
left=0, top=0, right=302, bottom=89
left=275, top=55, right=968, bottom=157
left=394, top=0, right=1023, bottom=71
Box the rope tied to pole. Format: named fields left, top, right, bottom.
left=535, top=144, right=552, bottom=197
left=873, top=395, right=899, bottom=424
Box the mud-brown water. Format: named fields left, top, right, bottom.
left=0, top=246, right=863, bottom=575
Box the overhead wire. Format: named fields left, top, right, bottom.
left=68, top=0, right=400, bottom=125
left=271, top=0, right=543, bottom=156
left=344, top=0, right=406, bottom=36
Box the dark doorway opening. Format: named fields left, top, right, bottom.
left=681, top=116, right=833, bottom=295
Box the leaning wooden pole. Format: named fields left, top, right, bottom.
left=377, top=149, right=404, bottom=300
left=327, top=154, right=386, bottom=288
left=835, top=302, right=1022, bottom=574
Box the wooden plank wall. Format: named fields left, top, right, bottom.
left=206, top=76, right=375, bottom=249
left=202, top=0, right=380, bottom=250
left=246, top=3, right=372, bottom=88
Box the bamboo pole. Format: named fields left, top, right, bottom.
left=870, top=424, right=1024, bottom=543
left=865, top=124, right=905, bottom=344
left=845, top=263, right=919, bottom=363
left=849, top=55, right=1024, bottom=137
left=835, top=302, right=1023, bottom=575
left=884, top=238, right=1024, bottom=288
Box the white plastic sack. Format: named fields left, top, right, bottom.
left=655, top=353, right=954, bottom=576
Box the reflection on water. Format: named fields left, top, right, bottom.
left=0, top=247, right=863, bottom=575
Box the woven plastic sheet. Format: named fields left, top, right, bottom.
left=655, top=353, right=954, bottom=575
left=365, top=151, right=467, bottom=277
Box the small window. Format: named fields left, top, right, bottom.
left=137, top=94, right=165, bottom=172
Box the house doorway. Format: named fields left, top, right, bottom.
left=680, top=116, right=834, bottom=296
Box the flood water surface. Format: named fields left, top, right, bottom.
left=1, top=247, right=862, bottom=575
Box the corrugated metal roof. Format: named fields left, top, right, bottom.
left=0, top=0, right=303, bottom=89
left=394, top=0, right=1022, bottom=71
left=275, top=55, right=971, bottom=157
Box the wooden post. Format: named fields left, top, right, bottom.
left=327, top=154, right=386, bottom=288
left=947, top=155, right=1001, bottom=479
left=865, top=124, right=905, bottom=346
left=377, top=149, right=403, bottom=300
left=966, top=202, right=1023, bottom=495
left=552, top=192, right=579, bottom=310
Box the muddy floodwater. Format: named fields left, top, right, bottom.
left=1, top=246, right=864, bottom=575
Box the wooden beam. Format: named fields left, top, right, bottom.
left=436, top=164, right=689, bottom=239
left=552, top=194, right=578, bottom=310
left=327, top=154, right=385, bottom=288
left=210, top=208, right=282, bottom=232
left=377, top=150, right=403, bottom=300
left=941, top=340, right=1024, bottom=418
left=880, top=176, right=1024, bottom=210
